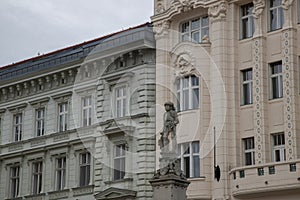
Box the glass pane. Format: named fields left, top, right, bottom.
left=270, top=9, right=278, bottom=30
left=193, top=156, right=200, bottom=177
left=191, top=76, right=199, bottom=86
left=201, top=27, right=209, bottom=38
left=192, top=31, right=200, bottom=43
left=183, top=90, right=189, bottom=110
left=192, top=141, right=199, bottom=153
left=192, top=89, right=199, bottom=109
left=275, top=150, right=280, bottom=162
left=182, top=22, right=189, bottom=33
left=202, top=16, right=209, bottom=27
left=184, top=157, right=190, bottom=178
left=242, top=18, right=248, bottom=38
left=191, top=19, right=200, bottom=30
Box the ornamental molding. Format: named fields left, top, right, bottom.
left=208, top=1, right=227, bottom=23
left=282, top=0, right=294, bottom=10
left=153, top=20, right=170, bottom=38
left=253, top=0, right=265, bottom=18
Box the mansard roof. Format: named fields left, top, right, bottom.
left=0, top=22, right=154, bottom=83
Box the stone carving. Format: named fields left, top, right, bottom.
left=253, top=0, right=265, bottom=18
left=175, top=0, right=194, bottom=12
left=282, top=0, right=294, bottom=10
left=173, top=52, right=199, bottom=77
left=158, top=102, right=179, bottom=153
left=152, top=159, right=185, bottom=179
left=153, top=20, right=170, bottom=38
left=208, top=2, right=227, bottom=22
left=156, top=3, right=165, bottom=14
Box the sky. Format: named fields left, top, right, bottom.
left=0, top=0, right=153, bottom=67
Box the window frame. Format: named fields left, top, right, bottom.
left=79, top=152, right=91, bottom=187
left=114, top=85, right=128, bottom=118
left=270, top=61, right=283, bottom=99
left=298, top=0, right=300, bottom=24
left=13, top=113, right=22, bottom=142
left=241, top=68, right=253, bottom=105
left=240, top=3, right=254, bottom=39
left=32, top=161, right=43, bottom=195
left=180, top=16, right=209, bottom=43
left=269, top=0, right=284, bottom=31
left=243, top=137, right=255, bottom=166
left=82, top=96, right=92, bottom=127
left=35, top=108, right=45, bottom=137
left=9, top=165, right=20, bottom=198
left=55, top=157, right=66, bottom=191
left=178, top=141, right=200, bottom=178
left=58, top=103, right=68, bottom=132
left=272, top=133, right=286, bottom=162
left=176, top=75, right=200, bottom=112
left=113, top=143, right=126, bottom=181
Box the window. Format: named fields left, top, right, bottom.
left=269, top=0, right=284, bottom=31
left=82, top=97, right=92, bottom=127
left=176, top=75, right=200, bottom=111
left=243, top=137, right=255, bottom=166
left=114, top=144, right=126, bottom=180
left=58, top=103, right=68, bottom=132
left=241, top=69, right=253, bottom=105
left=272, top=133, right=286, bottom=162
left=13, top=114, right=22, bottom=141
left=55, top=157, right=66, bottom=191
left=270, top=62, right=283, bottom=99
left=115, top=86, right=127, bottom=118
left=241, top=3, right=254, bottom=39
left=181, top=16, right=209, bottom=43
left=9, top=166, right=20, bottom=198
left=178, top=141, right=200, bottom=178
left=32, top=162, right=43, bottom=194
left=79, top=153, right=91, bottom=186
left=35, top=108, right=45, bottom=136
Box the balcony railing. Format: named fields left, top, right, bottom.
left=230, top=160, right=300, bottom=198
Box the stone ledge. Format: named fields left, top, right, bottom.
left=72, top=185, right=94, bottom=197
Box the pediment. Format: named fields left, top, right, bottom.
left=94, top=187, right=136, bottom=200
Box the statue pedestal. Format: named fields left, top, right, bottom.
left=150, top=157, right=190, bottom=200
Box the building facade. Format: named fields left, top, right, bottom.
left=152, top=0, right=300, bottom=199
left=0, top=23, right=156, bottom=200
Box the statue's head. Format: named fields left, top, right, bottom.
left=164, top=101, right=174, bottom=111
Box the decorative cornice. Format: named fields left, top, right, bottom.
left=7, top=103, right=28, bottom=113
left=208, top=1, right=227, bottom=23
left=28, top=97, right=50, bottom=108
left=174, top=0, right=195, bottom=12
left=253, top=0, right=265, bottom=18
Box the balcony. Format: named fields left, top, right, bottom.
left=230, top=160, right=300, bottom=198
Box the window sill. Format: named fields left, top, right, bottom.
left=5, top=197, right=22, bottom=200
left=239, top=36, right=253, bottom=42
left=24, top=193, right=46, bottom=199
left=240, top=104, right=253, bottom=109
left=268, top=98, right=283, bottom=104
left=104, top=177, right=133, bottom=184
left=72, top=185, right=94, bottom=197
left=187, top=176, right=206, bottom=181
left=267, top=28, right=283, bottom=35
left=177, top=109, right=199, bottom=115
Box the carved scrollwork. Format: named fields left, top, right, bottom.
left=253, top=0, right=265, bottom=18
left=208, top=1, right=227, bottom=23
left=156, top=3, right=165, bottom=14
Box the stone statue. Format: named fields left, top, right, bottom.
left=159, top=102, right=179, bottom=152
